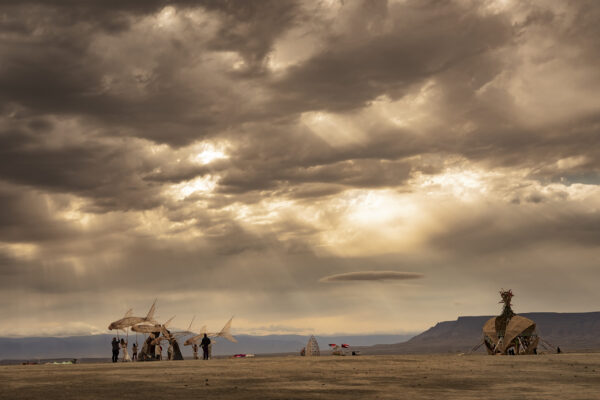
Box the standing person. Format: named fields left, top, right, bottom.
left=111, top=337, right=120, bottom=363
left=155, top=342, right=162, bottom=361
left=192, top=343, right=199, bottom=360
left=201, top=334, right=211, bottom=360
left=120, top=338, right=131, bottom=362
left=132, top=343, right=138, bottom=361
left=167, top=342, right=173, bottom=361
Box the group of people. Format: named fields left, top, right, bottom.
left=154, top=341, right=175, bottom=360
left=111, top=333, right=212, bottom=362
left=111, top=337, right=137, bottom=362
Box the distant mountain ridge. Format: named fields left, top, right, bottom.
left=362, top=312, right=600, bottom=354
left=4, top=312, right=599, bottom=360
left=0, top=333, right=414, bottom=361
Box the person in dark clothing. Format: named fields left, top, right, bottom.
left=111, top=337, right=120, bottom=363
left=201, top=334, right=211, bottom=360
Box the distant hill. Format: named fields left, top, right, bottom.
left=5, top=312, right=598, bottom=360
left=0, top=333, right=414, bottom=361
left=361, top=312, right=600, bottom=354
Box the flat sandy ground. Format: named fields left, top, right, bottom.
left=2, top=354, right=600, bottom=400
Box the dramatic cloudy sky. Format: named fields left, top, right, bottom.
left=1, top=0, right=599, bottom=337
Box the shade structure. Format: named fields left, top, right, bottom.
left=500, top=315, right=536, bottom=353
left=483, top=317, right=499, bottom=345
left=482, top=290, right=539, bottom=355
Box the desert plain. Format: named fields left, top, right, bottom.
left=2, top=354, right=600, bottom=400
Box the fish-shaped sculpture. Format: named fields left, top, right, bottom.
left=184, top=316, right=237, bottom=345
left=131, top=316, right=174, bottom=334
left=150, top=316, right=196, bottom=345
left=108, top=299, right=158, bottom=330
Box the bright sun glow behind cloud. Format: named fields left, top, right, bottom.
left=170, top=175, right=218, bottom=200
left=417, top=169, right=489, bottom=200
left=322, top=189, right=428, bottom=256
left=191, top=142, right=229, bottom=165
left=155, top=6, right=177, bottom=29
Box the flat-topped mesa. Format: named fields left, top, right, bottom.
left=482, top=289, right=539, bottom=355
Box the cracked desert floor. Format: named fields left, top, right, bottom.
left=2, top=354, right=600, bottom=399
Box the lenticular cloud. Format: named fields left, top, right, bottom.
left=319, top=271, right=424, bottom=283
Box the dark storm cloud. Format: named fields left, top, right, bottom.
left=212, top=0, right=598, bottom=196
left=0, top=0, right=596, bottom=219
left=272, top=0, right=512, bottom=113
left=216, top=123, right=425, bottom=195
left=429, top=204, right=600, bottom=255
left=143, top=163, right=212, bottom=184
left=0, top=126, right=163, bottom=211
left=1, top=0, right=595, bottom=202
left=438, top=101, right=600, bottom=182
left=416, top=3, right=600, bottom=178
left=0, top=184, right=75, bottom=243
left=319, top=271, right=424, bottom=283
left=263, top=0, right=600, bottom=186
left=426, top=58, right=600, bottom=180
left=0, top=0, right=291, bottom=33
left=219, top=157, right=414, bottom=195
left=202, top=0, right=300, bottom=68
left=0, top=227, right=316, bottom=295
left=0, top=0, right=300, bottom=146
